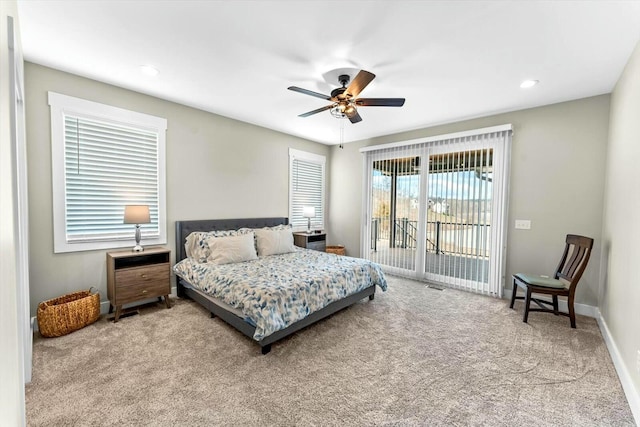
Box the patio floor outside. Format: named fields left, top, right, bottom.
left=368, top=239, right=490, bottom=283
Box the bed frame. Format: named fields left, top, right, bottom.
left=175, top=217, right=375, bottom=355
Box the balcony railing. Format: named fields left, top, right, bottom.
left=371, top=217, right=490, bottom=258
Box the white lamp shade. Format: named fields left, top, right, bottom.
left=302, top=206, right=316, bottom=218
left=123, top=205, right=150, bottom=224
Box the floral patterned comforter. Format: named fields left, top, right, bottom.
left=173, top=249, right=387, bottom=340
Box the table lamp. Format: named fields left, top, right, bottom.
left=123, top=205, right=150, bottom=252
left=302, top=206, right=315, bottom=234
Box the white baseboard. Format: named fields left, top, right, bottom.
left=596, top=310, right=640, bottom=425
left=502, top=288, right=598, bottom=318
left=99, top=301, right=110, bottom=314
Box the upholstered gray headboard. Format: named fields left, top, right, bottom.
left=174, top=217, right=288, bottom=263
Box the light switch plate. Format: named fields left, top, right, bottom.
left=515, top=220, right=531, bottom=230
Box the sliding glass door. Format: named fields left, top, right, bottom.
left=361, top=127, right=511, bottom=296
left=423, top=147, right=493, bottom=292
left=368, top=154, right=421, bottom=273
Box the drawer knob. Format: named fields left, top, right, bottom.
left=141, top=274, right=147, bottom=279
left=142, top=290, right=148, bottom=294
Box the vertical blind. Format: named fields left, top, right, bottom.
left=365, top=145, right=423, bottom=274
left=64, top=115, right=160, bottom=242
left=289, top=150, right=325, bottom=230
left=361, top=126, right=511, bottom=297
left=424, top=144, right=493, bottom=293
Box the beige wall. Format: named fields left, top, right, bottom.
left=601, top=40, right=640, bottom=403
left=24, top=63, right=329, bottom=315
left=328, top=95, right=610, bottom=307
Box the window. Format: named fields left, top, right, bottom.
left=289, top=148, right=325, bottom=231
left=48, top=92, right=167, bottom=253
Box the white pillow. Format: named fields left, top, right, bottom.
left=254, top=228, right=296, bottom=256
left=185, top=232, right=205, bottom=260
left=185, top=228, right=253, bottom=262
left=205, top=232, right=258, bottom=265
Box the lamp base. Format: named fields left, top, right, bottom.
left=132, top=224, right=144, bottom=252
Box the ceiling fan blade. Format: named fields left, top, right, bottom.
left=349, top=111, right=363, bottom=124
left=299, top=104, right=334, bottom=117
left=355, top=98, right=405, bottom=107
left=288, top=86, right=331, bottom=101
left=345, top=70, right=375, bottom=98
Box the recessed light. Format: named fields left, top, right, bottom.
left=520, top=79, right=539, bottom=89
left=139, top=65, right=159, bottom=77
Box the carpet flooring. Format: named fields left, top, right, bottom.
left=26, top=275, right=634, bottom=426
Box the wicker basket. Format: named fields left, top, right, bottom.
left=37, top=290, right=100, bottom=337
left=326, top=245, right=346, bottom=256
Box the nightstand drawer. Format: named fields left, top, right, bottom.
left=307, top=241, right=326, bottom=251
left=115, top=263, right=169, bottom=288
left=115, top=279, right=169, bottom=305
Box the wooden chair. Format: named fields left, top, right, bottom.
left=510, top=234, right=593, bottom=328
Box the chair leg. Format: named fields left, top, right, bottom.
left=568, top=294, right=576, bottom=328
left=523, top=287, right=532, bottom=323
left=510, top=279, right=518, bottom=309
left=552, top=295, right=559, bottom=315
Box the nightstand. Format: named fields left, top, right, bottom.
left=106, top=247, right=171, bottom=322
left=293, top=232, right=326, bottom=252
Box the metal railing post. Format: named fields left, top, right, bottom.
left=371, top=218, right=378, bottom=251
left=436, top=221, right=441, bottom=255
left=401, top=217, right=408, bottom=248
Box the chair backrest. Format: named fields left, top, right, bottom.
left=554, top=234, right=594, bottom=292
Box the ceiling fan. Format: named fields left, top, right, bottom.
left=288, top=70, right=405, bottom=124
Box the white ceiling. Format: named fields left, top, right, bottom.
left=16, top=1, right=640, bottom=145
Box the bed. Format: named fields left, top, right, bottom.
left=174, top=217, right=387, bottom=354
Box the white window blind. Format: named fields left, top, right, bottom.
left=64, top=116, right=159, bottom=241
left=289, top=149, right=325, bottom=231
left=49, top=92, right=167, bottom=253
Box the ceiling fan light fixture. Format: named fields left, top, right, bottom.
left=330, top=104, right=347, bottom=119
left=344, top=104, right=357, bottom=118
left=330, top=101, right=357, bottom=119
